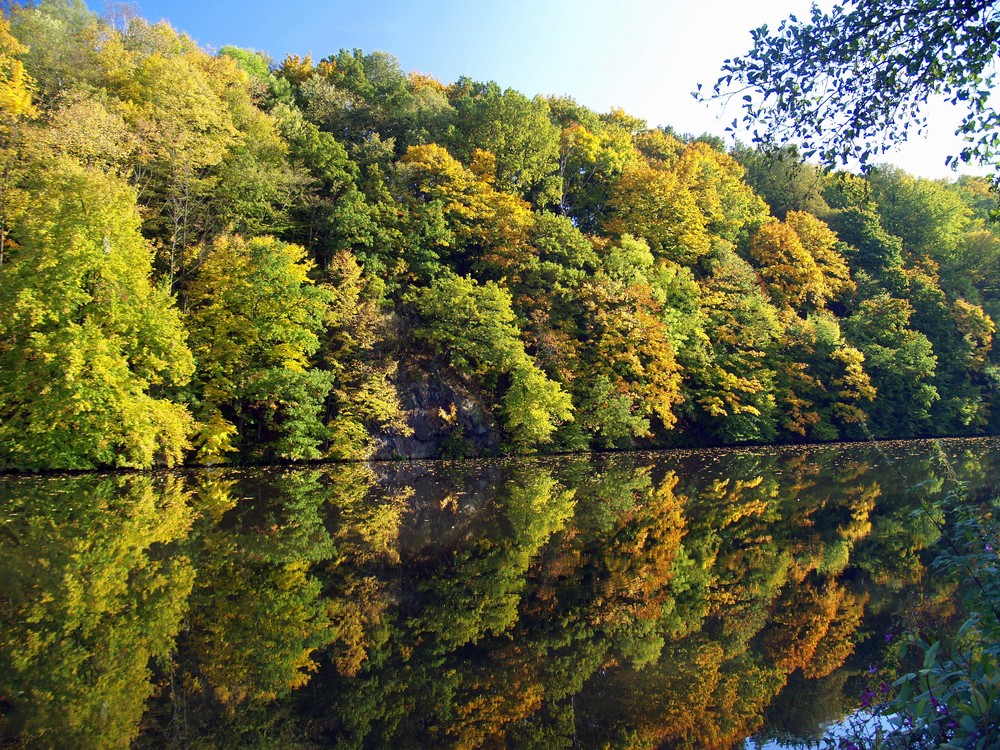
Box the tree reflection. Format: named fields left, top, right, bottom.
left=0, top=474, right=194, bottom=749
left=2, top=438, right=999, bottom=748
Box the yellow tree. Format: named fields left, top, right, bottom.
left=0, top=158, right=194, bottom=470
left=0, top=16, right=35, bottom=267
left=186, top=235, right=334, bottom=462
left=673, top=140, right=770, bottom=245
left=785, top=210, right=855, bottom=302
left=390, top=143, right=535, bottom=282
left=574, top=236, right=685, bottom=446
left=749, top=220, right=828, bottom=310
left=604, top=163, right=711, bottom=265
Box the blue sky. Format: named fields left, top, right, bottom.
left=127, top=0, right=988, bottom=180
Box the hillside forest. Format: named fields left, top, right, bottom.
left=2, top=0, right=999, bottom=470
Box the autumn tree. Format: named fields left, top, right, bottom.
left=0, top=15, right=36, bottom=267
left=389, top=143, right=534, bottom=282
left=0, top=158, right=194, bottom=470
left=407, top=273, right=572, bottom=449
left=550, top=99, right=639, bottom=230
left=185, top=234, right=334, bottom=462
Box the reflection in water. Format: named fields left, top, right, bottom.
left=0, top=475, right=194, bottom=749
left=1, top=438, right=998, bottom=748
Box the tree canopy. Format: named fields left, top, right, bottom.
left=708, top=0, right=1000, bottom=170
left=1, top=0, right=999, bottom=469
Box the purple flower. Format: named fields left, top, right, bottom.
left=867, top=664, right=878, bottom=674
left=860, top=689, right=876, bottom=707
left=880, top=682, right=890, bottom=694
left=884, top=631, right=894, bottom=643
left=986, top=543, right=994, bottom=552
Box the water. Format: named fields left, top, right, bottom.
left=1, top=438, right=997, bottom=749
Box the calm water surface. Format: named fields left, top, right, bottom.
left=2, top=438, right=998, bottom=749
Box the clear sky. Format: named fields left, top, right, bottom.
left=127, top=0, right=990, bottom=180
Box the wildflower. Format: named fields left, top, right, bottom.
left=884, top=631, right=894, bottom=643
left=879, top=682, right=890, bottom=694
left=867, top=664, right=878, bottom=674
left=860, top=689, right=876, bottom=707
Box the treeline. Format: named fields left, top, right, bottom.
left=0, top=0, right=998, bottom=470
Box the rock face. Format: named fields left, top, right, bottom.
left=371, top=358, right=502, bottom=460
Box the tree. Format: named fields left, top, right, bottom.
left=708, top=0, right=1000, bottom=170
left=6, top=0, right=98, bottom=106
left=0, top=16, right=35, bottom=122
left=570, top=236, right=686, bottom=447
left=604, top=163, right=711, bottom=266
left=185, top=234, right=334, bottom=462
left=447, top=78, right=560, bottom=200
left=0, top=15, right=36, bottom=268
left=843, top=292, right=940, bottom=435
left=866, top=166, right=972, bottom=262
left=551, top=101, right=638, bottom=231
left=406, top=273, right=572, bottom=449
left=0, top=158, right=194, bottom=470
left=749, top=220, right=828, bottom=310
left=389, top=143, right=534, bottom=281
left=322, top=249, right=410, bottom=460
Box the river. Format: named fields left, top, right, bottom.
left=2, top=437, right=998, bottom=748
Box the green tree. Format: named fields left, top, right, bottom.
left=906, top=265, right=996, bottom=431
left=691, top=246, right=783, bottom=443
left=867, top=166, right=972, bottom=262
left=823, top=175, right=906, bottom=292
left=843, top=292, right=940, bottom=436
left=732, top=144, right=830, bottom=220
left=271, top=102, right=374, bottom=270
left=185, top=234, right=334, bottom=462
left=448, top=78, right=560, bottom=200
left=709, top=0, right=1000, bottom=170
left=7, top=0, right=98, bottom=106
left=407, top=273, right=572, bottom=449
left=0, top=158, right=194, bottom=470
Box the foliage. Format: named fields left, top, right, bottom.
left=0, top=2, right=998, bottom=466
left=0, top=158, right=194, bottom=470
left=709, top=0, right=1000, bottom=170
left=824, top=449, right=1000, bottom=749
left=407, top=273, right=572, bottom=449
left=185, top=234, right=333, bottom=462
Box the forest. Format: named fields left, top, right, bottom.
left=1, top=0, right=999, bottom=470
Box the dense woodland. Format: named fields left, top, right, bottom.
left=2, top=0, right=1000, bottom=470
